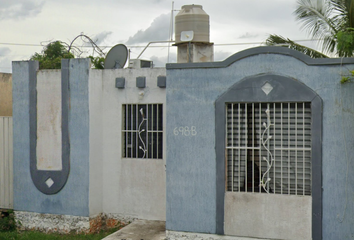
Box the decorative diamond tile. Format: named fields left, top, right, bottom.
left=262, top=82, right=273, bottom=95
left=45, top=178, right=54, bottom=188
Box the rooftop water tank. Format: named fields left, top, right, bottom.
left=175, top=5, right=210, bottom=44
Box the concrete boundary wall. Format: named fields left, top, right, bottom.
left=12, top=59, right=166, bottom=232
left=0, top=117, right=13, bottom=209
left=12, top=60, right=90, bottom=217
left=96, top=68, right=167, bottom=221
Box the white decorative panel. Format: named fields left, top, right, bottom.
left=36, top=73, right=62, bottom=171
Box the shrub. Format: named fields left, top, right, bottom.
left=0, top=210, right=16, bottom=232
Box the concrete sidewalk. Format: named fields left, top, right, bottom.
left=102, top=219, right=166, bottom=240
left=102, top=220, right=270, bottom=240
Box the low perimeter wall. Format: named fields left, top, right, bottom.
left=15, top=211, right=132, bottom=234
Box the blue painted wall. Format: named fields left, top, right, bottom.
left=166, top=47, right=354, bottom=239
left=12, top=59, right=90, bottom=216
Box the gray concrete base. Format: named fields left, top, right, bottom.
left=15, top=211, right=132, bottom=234
left=15, top=211, right=90, bottom=233
left=166, top=231, right=271, bottom=240
left=103, top=220, right=166, bottom=240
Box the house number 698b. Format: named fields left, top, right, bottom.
left=173, top=126, right=197, bottom=136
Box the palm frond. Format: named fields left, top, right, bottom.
left=294, top=0, right=339, bottom=53
left=329, top=0, right=346, bottom=15
left=329, top=0, right=348, bottom=30
left=344, top=0, right=354, bottom=28
left=265, top=34, right=328, bottom=58
left=322, top=35, right=337, bottom=53
left=330, top=0, right=354, bottom=30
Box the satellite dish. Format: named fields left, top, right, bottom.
left=104, top=44, right=128, bottom=69
left=180, top=31, right=194, bottom=42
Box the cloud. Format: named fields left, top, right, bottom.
left=239, top=32, right=259, bottom=39
left=0, top=48, right=12, bottom=73
left=92, top=31, right=113, bottom=45
left=0, top=59, right=12, bottom=73
left=214, top=51, right=233, bottom=61
left=150, top=52, right=176, bottom=67
left=0, top=0, right=45, bottom=21
left=205, top=1, right=302, bottom=43
left=126, top=13, right=170, bottom=45
left=0, top=48, right=11, bottom=57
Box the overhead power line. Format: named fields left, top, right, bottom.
left=0, top=39, right=322, bottom=49
left=0, top=43, right=41, bottom=47
left=214, top=39, right=321, bottom=46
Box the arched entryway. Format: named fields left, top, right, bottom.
left=215, top=73, right=322, bottom=240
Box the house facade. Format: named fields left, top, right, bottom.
left=10, top=46, right=354, bottom=239
left=165, top=46, right=354, bottom=240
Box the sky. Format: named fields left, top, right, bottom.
left=0, top=0, right=319, bottom=73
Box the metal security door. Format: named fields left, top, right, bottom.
left=223, top=102, right=312, bottom=240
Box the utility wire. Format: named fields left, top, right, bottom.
left=0, top=38, right=322, bottom=49
left=0, top=43, right=41, bottom=46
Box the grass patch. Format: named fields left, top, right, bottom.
left=0, top=226, right=122, bottom=240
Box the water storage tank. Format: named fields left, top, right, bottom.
left=175, top=5, right=210, bottom=44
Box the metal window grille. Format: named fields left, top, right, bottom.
left=122, top=104, right=163, bottom=159
left=226, top=102, right=311, bottom=195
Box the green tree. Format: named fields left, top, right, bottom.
left=89, top=56, right=105, bottom=69
left=31, top=34, right=107, bottom=69
left=266, top=0, right=354, bottom=57
left=30, top=41, right=74, bottom=69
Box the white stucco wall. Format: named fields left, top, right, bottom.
left=89, top=70, right=104, bottom=216
left=36, top=71, right=62, bottom=171
left=224, top=192, right=312, bottom=240
left=89, top=68, right=166, bottom=221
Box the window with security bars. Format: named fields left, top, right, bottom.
left=122, top=104, right=163, bottom=159
left=226, top=102, right=311, bottom=195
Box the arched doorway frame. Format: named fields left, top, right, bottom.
left=215, top=73, right=322, bottom=240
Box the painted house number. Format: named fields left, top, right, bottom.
left=173, top=126, right=197, bottom=136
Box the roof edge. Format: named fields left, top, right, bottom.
left=166, top=46, right=354, bottom=69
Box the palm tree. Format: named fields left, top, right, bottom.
left=266, top=0, right=354, bottom=57
left=266, top=34, right=328, bottom=58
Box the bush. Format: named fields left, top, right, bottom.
left=0, top=210, right=16, bottom=232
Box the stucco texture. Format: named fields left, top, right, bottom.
left=89, top=68, right=166, bottom=220
left=166, top=47, right=354, bottom=239
left=12, top=60, right=90, bottom=216
left=12, top=59, right=167, bottom=222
